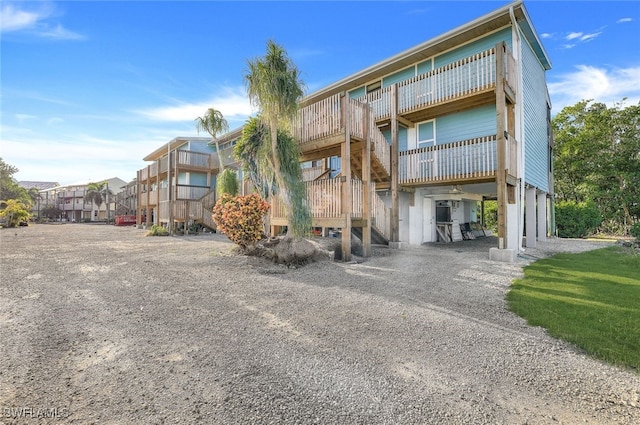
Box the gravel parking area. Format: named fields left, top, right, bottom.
left=1, top=224, right=638, bottom=424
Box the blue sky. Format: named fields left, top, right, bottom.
left=2, top=1, right=639, bottom=185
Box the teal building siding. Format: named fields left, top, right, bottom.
left=190, top=172, right=208, bottom=187
left=434, top=28, right=512, bottom=69
left=348, top=86, right=366, bottom=99
left=435, top=105, right=496, bottom=145
left=521, top=31, right=550, bottom=192
left=382, top=127, right=408, bottom=152
left=383, top=67, right=415, bottom=88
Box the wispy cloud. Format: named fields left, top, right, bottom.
left=562, top=30, right=603, bottom=48
left=0, top=2, right=84, bottom=40
left=617, top=18, right=632, bottom=24
left=548, top=65, right=640, bottom=112
left=0, top=3, right=44, bottom=32
left=135, top=87, right=253, bottom=123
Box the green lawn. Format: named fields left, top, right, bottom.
left=507, top=246, right=640, bottom=373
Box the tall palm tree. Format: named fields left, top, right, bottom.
left=84, top=181, right=113, bottom=221
left=244, top=40, right=309, bottom=237
left=195, top=108, right=229, bottom=171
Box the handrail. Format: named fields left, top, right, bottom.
left=399, top=135, right=499, bottom=184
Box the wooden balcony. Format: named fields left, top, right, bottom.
left=293, top=94, right=391, bottom=180
left=138, top=150, right=218, bottom=183
left=175, top=184, right=211, bottom=200
left=301, top=165, right=326, bottom=182
left=271, top=178, right=390, bottom=241
left=173, top=150, right=216, bottom=171
left=399, top=134, right=517, bottom=186
left=355, top=45, right=517, bottom=123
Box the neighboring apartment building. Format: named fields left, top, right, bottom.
left=115, top=178, right=138, bottom=216
left=216, top=0, right=553, bottom=262
left=136, top=137, right=235, bottom=231
left=39, top=177, right=127, bottom=222
left=17, top=181, right=60, bottom=217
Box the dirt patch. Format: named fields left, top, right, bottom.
left=1, top=224, right=638, bottom=424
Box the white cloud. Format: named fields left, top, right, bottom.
left=0, top=3, right=44, bottom=32
left=617, top=18, right=632, bottom=24
left=15, top=114, right=36, bottom=123
left=0, top=2, right=84, bottom=40
left=565, top=32, right=583, bottom=40
left=40, top=23, right=85, bottom=40
left=579, top=32, right=602, bottom=42
left=135, top=87, right=253, bottom=123
left=548, top=65, right=640, bottom=112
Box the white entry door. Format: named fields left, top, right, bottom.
left=422, top=198, right=435, bottom=243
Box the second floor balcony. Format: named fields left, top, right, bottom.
left=355, top=44, right=516, bottom=122
left=139, top=150, right=219, bottom=181
left=399, top=133, right=518, bottom=186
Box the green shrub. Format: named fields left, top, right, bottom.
left=482, top=200, right=498, bottom=233
left=147, top=224, right=169, bottom=236
left=217, top=169, right=239, bottom=197
left=0, top=199, right=31, bottom=227
left=555, top=200, right=602, bottom=238
left=212, top=193, right=269, bottom=248
left=630, top=222, right=640, bottom=240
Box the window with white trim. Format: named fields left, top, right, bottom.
left=417, top=120, right=436, bottom=148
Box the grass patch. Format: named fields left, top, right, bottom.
left=507, top=246, right=640, bottom=373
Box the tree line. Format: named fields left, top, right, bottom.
left=552, top=99, right=640, bottom=237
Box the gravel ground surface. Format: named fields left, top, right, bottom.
left=1, top=224, right=638, bottom=424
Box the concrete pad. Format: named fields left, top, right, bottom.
left=489, top=247, right=517, bottom=263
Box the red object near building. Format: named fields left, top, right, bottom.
left=115, top=215, right=137, bottom=226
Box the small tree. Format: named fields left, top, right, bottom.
left=217, top=169, right=239, bottom=198
left=84, top=181, right=113, bottom=221
left=244, top=40, right=310, bottom=238
left=41, top=205, right=64, bottom=220
left=0, top=199, right=31, bottom=227
left=195, top=108, right=229, bottom=171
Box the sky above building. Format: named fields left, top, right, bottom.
left=2, top=0, right=639, bottom=185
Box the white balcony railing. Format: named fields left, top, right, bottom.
left=355, top=45, right=515, bottom=121
left=399, top=136, right=498, bottom=184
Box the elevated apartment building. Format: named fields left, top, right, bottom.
left=215, top=0, right=553, bottom=262
left=135, top=137, right=240, bottom=231
left=39, top=177, right=127, bottom=222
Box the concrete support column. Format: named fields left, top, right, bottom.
left=526, top=187, right=537, bottom=248
left=537, top=192, right=548, bottom=241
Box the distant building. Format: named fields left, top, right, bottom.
left=17, top=181, right=60, bottom=217
left=136, top=137, right=227, bottom=231
left=17, top=181, right=60, bottom=191
left=39, top=177, right=127, bottom=222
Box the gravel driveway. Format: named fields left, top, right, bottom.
left=1, top=224, right=638, bottom=424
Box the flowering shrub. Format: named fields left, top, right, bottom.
left=212, top=193, right=270, bottom=248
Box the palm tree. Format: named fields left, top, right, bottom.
left=84, top=181, right=113, bottom=221
left=195, top=108, right=229, bottom=171
left=26, top=187, right=41, bottom=218
left=244, top=40, right=309, bottom=237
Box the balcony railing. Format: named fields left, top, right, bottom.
left=293, top=94, right=391, bottom=176
left=355, top=45, right=516, bottom=121
left=176, top=185, right=211, bottom=200
left=399, top=134, right=517, bottom=185
left=399, top=136, right=497, bottom=184
left=271, top=178, right=390, bottom=240
left=173, top=150, right=212, bottom=169
left=302, top=165, right=325, bottom=182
